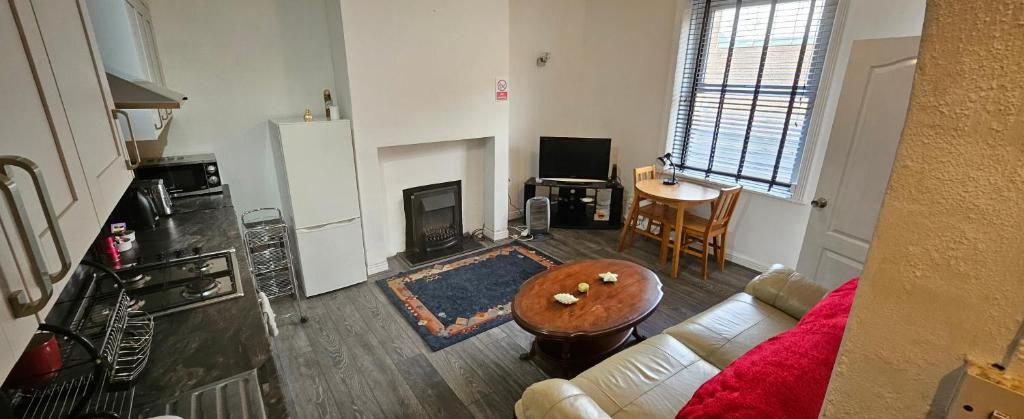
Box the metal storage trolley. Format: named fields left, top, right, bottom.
left=241, top=208, right=307, bottom=323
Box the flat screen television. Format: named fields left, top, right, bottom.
left=538, top=137, right=612, bottom=182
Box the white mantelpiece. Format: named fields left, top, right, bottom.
left=379, top=139, right=489, bottom=257
left=359, top=136, right=508, bottom=274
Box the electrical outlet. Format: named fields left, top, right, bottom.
left=947, top=361, right=1024, bottom=418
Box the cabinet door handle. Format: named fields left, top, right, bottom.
left=0, top=156, right=72, bottom=317
left=0, top=157, right=72, bottom=283
left=113, top=110, right=142, bottom=169
left=153, top=110, right=164, bottom=130
left=0, top=173, right=51, bottom=317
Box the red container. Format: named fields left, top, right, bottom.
left=3, top=333, right=62, bottom=389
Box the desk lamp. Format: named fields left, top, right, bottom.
left=657, top=153, right=679, bottom=185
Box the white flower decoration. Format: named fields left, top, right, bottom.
left=599, top=272, right=619, bottom=283
left=554, top=293, right=579, bottom=305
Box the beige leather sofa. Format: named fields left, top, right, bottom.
left=514, top=265, right=828, bottom=419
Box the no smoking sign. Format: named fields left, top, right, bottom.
left=495, top=78, right=508, bottom=101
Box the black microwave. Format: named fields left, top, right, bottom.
left=135, top=153, right=222, bottom=197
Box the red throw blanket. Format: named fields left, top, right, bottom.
left=676, top=279, right=859, bottom=419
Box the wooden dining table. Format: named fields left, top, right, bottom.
left=618, top=179, right=720, bottom=277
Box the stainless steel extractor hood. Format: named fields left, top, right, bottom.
left=106, top=73, right=187, bottom=109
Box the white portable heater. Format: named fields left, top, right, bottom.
left=525, top=196, right=551, bottom=236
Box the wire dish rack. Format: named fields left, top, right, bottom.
left=70, top=288, right=130, bottom=367
left=68, top=289, right=154, bottom=385
left=14, top=371, right=135, bottom=419
left=242, top=208, right=306, bottom=322
left=5, top=261, right=154, bottom=418
left=109, top=311, right=154, bottom=384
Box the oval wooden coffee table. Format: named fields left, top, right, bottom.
left=512, top=259, right=663, bottom=376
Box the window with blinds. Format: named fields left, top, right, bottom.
left=670, top=0, right=839, bottom=197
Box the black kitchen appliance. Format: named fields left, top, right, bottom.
left=110, top=184, right=160, bottom=230
left=113, top=248, right=243, bottom=317
left=134, top=153, right=222, bottom=198
left=136, top=178, right=173, bottom=216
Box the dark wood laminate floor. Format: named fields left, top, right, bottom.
left=270, top=227, right=759, bottom=419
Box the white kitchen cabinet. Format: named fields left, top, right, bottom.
left=37, top=0, right=136, bottom=222
left=134, top=1, right=166, bottom=85
left=0, top=0, right=134, bottom=375
left=87, top=0, right=172, bottom=141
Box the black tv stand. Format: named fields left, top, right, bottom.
left=523, top=177, right=623, bottom=229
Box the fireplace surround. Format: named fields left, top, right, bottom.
left=401, top=180, right=483, bottom=266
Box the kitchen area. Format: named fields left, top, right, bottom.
left=31, top=182, right=289, bottom=418
left=0, top=0, right=367, bottom=417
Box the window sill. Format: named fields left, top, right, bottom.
left=671, top=173, right=809, bottom=206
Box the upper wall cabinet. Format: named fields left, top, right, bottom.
left=86, top=0, right=174, bottom=142
left=0, top=0, right=134, bottom=375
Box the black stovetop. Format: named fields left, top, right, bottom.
left=111, top=249, right=243, bottom=317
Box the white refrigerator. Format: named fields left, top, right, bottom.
left=270, top=118, right=367, bottom=296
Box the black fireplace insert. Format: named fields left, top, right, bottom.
left=401, top=180, right=482, bottom=266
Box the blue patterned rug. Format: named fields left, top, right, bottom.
left=377, top=242, right=561, bottom=351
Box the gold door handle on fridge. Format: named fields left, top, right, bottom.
left=0, top=156, right=72, bottom=317
left=113, top=110, right=142, bottom=169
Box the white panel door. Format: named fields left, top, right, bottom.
left=36, top=0, right=134, bottom=222
left=24, top=0, right=139, bottom=322
left=276, top=120, right=360, bottom=228
left=796, top=37, right=920, bottom=289
left=295, top=219, right=367, bottom=297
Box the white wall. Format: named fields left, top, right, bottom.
left=578, top=0, right=680, bottom=196
left=684, top=0, right=927, bottom=270
left=148, top=0, right=925, bottom=273
left=379, top=139, right=486, bottom=255
left=323, top=0, right=353, bottom=119
left=333, top=0, right=510, bottom=273
left=510, top=0, right=925, bottom=271
left=509, top=0, right=587, bottom=217
left=509, top=0, right=678, bottom=216
left=148, top=0, right=337, bottom=213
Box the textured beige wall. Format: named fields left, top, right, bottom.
left=821, top=0, right=1024, bottom=417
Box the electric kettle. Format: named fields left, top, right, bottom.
left=110, top=184, right=160, bottom=230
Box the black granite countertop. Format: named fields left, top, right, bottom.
left=105, top=186, right=286, bottom=417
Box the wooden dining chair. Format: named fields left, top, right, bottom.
left=624, top=166, right=676, bottom=247
left=678, top=185, right=742, bottom=280
left=636, top=166, right=658, bottom=180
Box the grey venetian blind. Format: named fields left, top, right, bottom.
left=671, top=0, right=839, bottom=197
